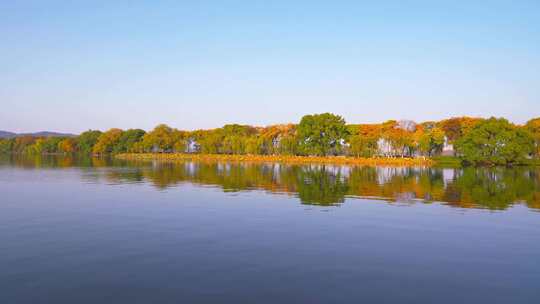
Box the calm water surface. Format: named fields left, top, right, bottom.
left=1, top=155, right=539, bottom=303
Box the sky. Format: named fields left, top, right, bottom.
left=1, top=0, right=539, bottom=134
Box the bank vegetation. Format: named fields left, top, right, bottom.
left=2, top=114, right=540, bottom=166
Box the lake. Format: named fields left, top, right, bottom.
left=1, top=155, right=539, bottom=303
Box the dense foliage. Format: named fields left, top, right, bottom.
left=455, top=118, right=535, bottom=165
left=1, top=114, right=539, bottom=166
left=526, top=118, right=540, bottom=158
left=296, top=113, right=348, bottom=156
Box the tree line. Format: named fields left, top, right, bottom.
left=1, top=113, right=540, bottom=165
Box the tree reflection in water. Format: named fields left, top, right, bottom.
left=3, top=154, right=540, bottom=210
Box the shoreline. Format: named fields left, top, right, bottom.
left=115, top=153, right=434, bottom=166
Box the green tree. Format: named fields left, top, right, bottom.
left=197, top=130, right=222, bottom=154
left=277, top=135, right=298, bottom=155
left=221, top=124, right=257, bottom=155
left=455, top=117, right=534, bottom=165
left=296, top=166, right=349, bottom=206
left=77, top=130, right=102, bottom=154
left=41, top=137, right=64, bottom=153
left=526, top=118, right=540, bottom=158
left=173, top=137, right=188, bottom=153
left=297, top=113, right=349, bottom=156
left=112, top=129, right=146, bottom=154
left=0, top=139, right=14, bottom=154
left=417, top=127, right=445, bottom=157
left=25, top=138, right=45, bottom=154
left=245, top=136, right=264, bottom=155
left=222, top=124, right=256, bottom=137
left=222, top=135, right=246, bottom=154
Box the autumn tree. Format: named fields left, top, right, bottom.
left=348, top=124, right=380, bottom=157
left=173, top=134, right=188, bottom=153
left=58, top=138, right=76, bottom=153
left=258, top=124, right=296, bottom=155
left=259, top=126, right=281, bottom=155
left=25, top=138, right=45, bottom=154
left=417, top=126, right=445, bottom=157
left=439, top=117, right=483, bottom=143
left=92, top=129, right=123, bottom=154
left=13, top=136, right=36, bottom=154
left=6, top=115, right=540, bottom=163
left=379, top=121, right=416, bottom=157
left=141, top=124, right=177, bottom=152
left=389, top=128, right=415, bottom=157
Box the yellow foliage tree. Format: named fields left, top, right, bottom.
left=92, top=128, right=123, bottom=154
left=58, top=138, right=76, bottom=153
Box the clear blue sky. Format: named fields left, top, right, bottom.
left=1, top=1, right=539, bottom=133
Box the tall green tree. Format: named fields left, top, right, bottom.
left=455, top=118, right=534, bottom=165
left=112, top=129, right=146, bottom=153
left=297, top=113, right=349, bottom=156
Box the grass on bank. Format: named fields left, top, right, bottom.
left=116, top=153, right=434, bottom=166
left=115, top=153, right=540, bottom=167
left=431, top=156, right=540, bottom=167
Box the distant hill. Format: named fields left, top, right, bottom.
left=0, top=131, right=77, bottom=139
left=0, top=131, right=17, bottom=138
